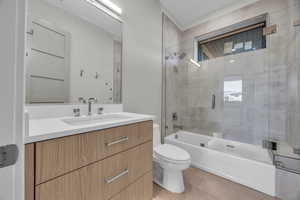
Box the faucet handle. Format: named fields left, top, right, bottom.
left=78, top=97, right=86, bottom=104
left=98, top=107, right=104, bottom=115
left=73, top=108, right=81, bottom=117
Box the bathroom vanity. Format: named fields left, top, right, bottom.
left=24, top=0, right=155, bottom=199
left=25, top=115, right=154, bottom=200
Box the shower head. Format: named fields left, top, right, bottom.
left=165, top=52, right=187, bottom=60
left=178, top=52, right=187, bottom=60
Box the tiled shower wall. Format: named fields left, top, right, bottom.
left=164, top=0, right=300, bottom=148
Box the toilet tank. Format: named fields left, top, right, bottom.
left=153, top=124, right=161, bottom=148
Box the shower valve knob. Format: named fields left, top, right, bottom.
left=172, top=113, right=178, bottom=121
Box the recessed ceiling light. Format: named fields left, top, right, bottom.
left=85, top=0, right=122, bottom=15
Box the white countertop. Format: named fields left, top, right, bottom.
left=25, top=112, right=155, bottom=144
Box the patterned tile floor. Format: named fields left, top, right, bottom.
left=153, top=168, right=279, bottom=200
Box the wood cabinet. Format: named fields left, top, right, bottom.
left=110, top=172, right=153, bottom=200
left=35, top=130, right=103, bottom=184
left=101, top=121, right=152, bottom=158
left=25, top=143, right=35, bottom=200
left=102, top=142, right=152, bottom=199
left=26, top=121, right=153, bottom=200
left=36, top=161, right=103, bottom=200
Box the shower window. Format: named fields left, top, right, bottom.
left=224, top=77, right=243, bottom=103
left=196, top=18, right=266, bottom=62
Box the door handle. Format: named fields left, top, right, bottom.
left=212, top=94, right=216, bottom=109
left=26, top=29, right=34, bottom=35
left=0, top=144, right=18, bottom=168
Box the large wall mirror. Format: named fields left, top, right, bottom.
left=26, top=0, right=122, bottom=104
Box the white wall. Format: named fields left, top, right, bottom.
left=113, top=0, right=162, bottom=123
left=0, top=0, right=26, bottom=199
left=28, top=0, right=115, bottom=103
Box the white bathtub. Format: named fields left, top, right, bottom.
left=165, top=131, right=276, bottom=196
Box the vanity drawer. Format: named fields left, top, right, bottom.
left=35, top=121, right=152, bottom=184
left=102, top=141, right=152, bottom=200
left=35, top=130, right=104, bottom=184
left=102, top=121, right=153, bottom=157
left=110, top=172, right=153, bottom=200
left=35, top=142, right=152, bottom=200
left=35, top=160, right=104, bottom=200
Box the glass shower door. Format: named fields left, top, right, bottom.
left=287, top=4, right=300, bottom=151
left=268, top=1, right=300, bottom=150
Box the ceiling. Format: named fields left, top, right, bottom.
left=160, top=0, right=259, bottom=30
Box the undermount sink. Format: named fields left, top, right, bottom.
left=62, top=113, right=133, bottom=126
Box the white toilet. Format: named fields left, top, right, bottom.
left=153, top=124, right=191, bottom=193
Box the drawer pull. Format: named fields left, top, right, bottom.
left=106, top=136, right=129, bottom=147
left=105, top=168, right=129, bottom=184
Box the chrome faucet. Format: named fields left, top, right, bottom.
left=88, top=98, right=97, bottom=116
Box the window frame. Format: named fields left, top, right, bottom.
left=193, top=14, right=268, bottom=62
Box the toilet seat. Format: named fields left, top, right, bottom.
left=154, top=144, right=191, bottom=164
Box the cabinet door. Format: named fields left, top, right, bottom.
left=102, top=121, right=152, bottom=157
left=35, top=161, right=103, bottom=200
left=35, top=122, right=152, bottom=184
left=25, top=144, right=35, bottom=200
left=110, top=172, right=153, bottom=200
left=35, top=131, right=104, bottom=184
left=102, top=142, right=152, bottom=200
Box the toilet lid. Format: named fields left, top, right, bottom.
left=154, top=144, right=190, bottom=162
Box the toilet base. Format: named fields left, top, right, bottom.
left=153, top=161, right=186, bottom=193
left=162, top=169, right=185, bottom=193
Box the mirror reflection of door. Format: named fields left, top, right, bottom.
left=113, top=41, right=122, bottom=104
left=26, top=18, right=70, bottom=103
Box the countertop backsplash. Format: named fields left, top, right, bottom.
left=25, top=104, right=123, bottom=119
